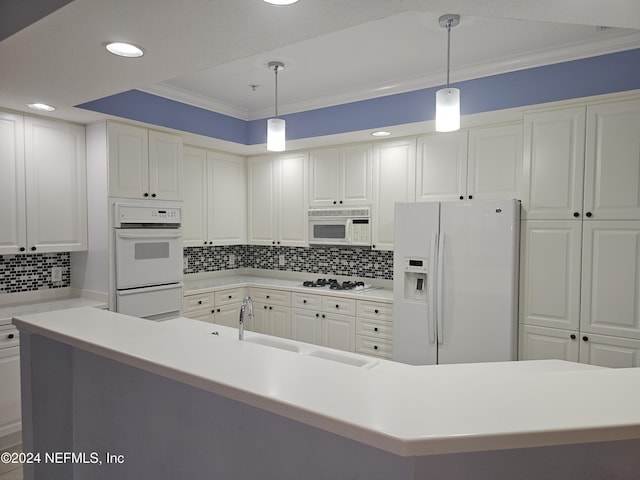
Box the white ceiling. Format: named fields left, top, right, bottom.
left=1, top=0, right=639, bottom=128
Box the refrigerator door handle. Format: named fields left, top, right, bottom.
left=436, top=232, right=445, bottom=345
left=427, top=233, right=438, bottom=344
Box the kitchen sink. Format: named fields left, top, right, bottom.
left=244, top=336, right=301, bottom=352
left=243, top=333, right=378, bottom=368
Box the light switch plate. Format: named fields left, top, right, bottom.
left=51, top=267, right=62, bottom=282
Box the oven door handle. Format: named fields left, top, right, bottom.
left=117, top=283, right=184, bottom=295
left=117, top=232, right=182, bottom=239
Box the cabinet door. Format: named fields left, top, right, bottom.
left=291, top=309, right=322, bottom=345
left=340, top=144, right=372, bottom=205
left=248, top=156, right=278, bottom=245
left=182, top=146, right=208, bottom=246
left=0, top=112, right=26, bottom=254
left=148, top=130, right=182, bottom=200
left=581, top=221, right=640, bottom=340
left=372, top=139, right=416, bottom=251
left=519, top=221, right=582, bottom=331
left=309, top=147, right=340, bottom=206
left=522, top=107, right=586, bottom=219
left=215, top=303, right=241, bottom=328
left=249, top=303, right=270, bottom=334
left=0, top=346, right=21, bottom=439
left=24, top=117, right=87, bottom=253
left=209, top=152, right=247, bottom=245
left=269, top=305, right=291, bottom=339
left=108, top=123, right=149, bottom=198
left=579, top=333, right=640, bottom=368
left=584, top=99, right=640, bottom=220
left=322, top=313, right=355, bottom=352
left=518, top=325, right=579, bottom=362
left=467, top=124, right=523, bottom=201
left=278, top=152, right=308, bottom=246
left=416, top=132, right=468, bottom=201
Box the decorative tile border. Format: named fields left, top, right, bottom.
left=184, top=245, right=393, bottom=279
left=0, top=253, right=70, bottom=294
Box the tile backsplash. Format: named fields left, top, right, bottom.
left=184, top=245, right=393, bottom=279
left=0, top=253, right=70, bottom=294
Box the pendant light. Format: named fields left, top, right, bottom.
left=435, top=14, right=461, bottom=132
left=267, top=61, right=285, bottom=152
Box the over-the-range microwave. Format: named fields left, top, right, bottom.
left=308, top=207, right=371, bottom=246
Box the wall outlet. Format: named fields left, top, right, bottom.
left=278, top=254, right=285, bottom=266
left=183, top=256, right=188, bottom=269
left=228, top=254, right=236, bottom=267
left=51, top=267, right=62, bottom=282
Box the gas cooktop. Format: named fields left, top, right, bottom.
left=301, top=278, right=373, bottom=292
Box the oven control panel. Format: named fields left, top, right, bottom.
left=115, top=203, right=182, bottom=227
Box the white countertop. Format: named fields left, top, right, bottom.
left=184, top=273, right=394, bottom=302
left=13, top=307, right=640, bottom=457
left=0, top=296, right=106, bottom=324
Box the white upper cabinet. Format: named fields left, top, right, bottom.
left=467, top=124, right=523, bottom=201
left=417, top=125, right=522, bottom=203
left=416, top=131, right=468, bottom=202
left=522, top=107, right=586, bottom=220
left=248, top=152, right=308, bottom=246
left=108, top=123, right=182, bottom=200
left=183, top=146, right=246, bottom=247
left=309, top=144, right=372, bottom=207
left=182, top=146, right=208, bottom=246
left=0, top=113, right=87, bottom=254
left=372, top=138, right=416, bottom=251
left=584, top=99, right=640, bottom=220
left=523, top=100, right=640, bottom=221
left=0, top=112, right=26, bottom=254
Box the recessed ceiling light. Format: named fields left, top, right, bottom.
left=28, top=103, right=56, bottom=112
left=371, top=131, right=391, bottom=137
left=105, top=42, right=144, bottom=58
left=263, top=0, right=299, bottom=5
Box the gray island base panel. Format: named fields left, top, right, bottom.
left=14, top=308, right=640, bottom=480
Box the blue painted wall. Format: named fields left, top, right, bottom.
left=77, top=49, right=640, bottom=146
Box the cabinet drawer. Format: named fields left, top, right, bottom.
left=355, top=335, right=392, bottom=359
left=0, top=324, right=19, bottom=349
left=183, top=292, right=216, bottom=313
left=291, top=292, right=322, bottom=310
left=355, top=317, right=392, bottom=340
left=356, top=300, right=393, bottom=320
left=214, top=287, right=248, bottom=306
left=250, top=288, right=291, bottom=307
left=322, top=296, right=356, bottom=316
left=184, top=309, right=215, bottom=323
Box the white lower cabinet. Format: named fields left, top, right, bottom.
left=519, top=219, right=640, bottom=367
left=519, top=325, right=640, bottom=368
left=291, top=292, right=355, bottom=352
left=247, top=288, right=291, bottom=338
left=183, top=287, right=247, bottom=326
left=0, top=322, right=20, bottom=447
left=355, top=300, right=393, bottom=359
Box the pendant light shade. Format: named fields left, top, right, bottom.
left=267, top=118, right=286, bottom=152
left=435, top=87, right=460, bottom=132
left=435, top=14, right=461, bottom=133
left=267, top=61, right=286, bottom=152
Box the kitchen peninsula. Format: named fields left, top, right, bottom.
left=13, top=308, right=640, bottom=480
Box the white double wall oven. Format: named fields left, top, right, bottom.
left=113, top=202, right=184, bottom=320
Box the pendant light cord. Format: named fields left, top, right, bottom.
left=274, top=64, right=279, bottom=118
left=445, top=20, right=451, bottom=89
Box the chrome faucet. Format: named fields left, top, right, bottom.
left=238, top=296, right=253, bottom=340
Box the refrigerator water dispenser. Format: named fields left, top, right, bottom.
left=403, top=257, right=427, bottom=301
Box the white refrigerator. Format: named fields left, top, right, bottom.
left=392, top=200, right=520, bottom=365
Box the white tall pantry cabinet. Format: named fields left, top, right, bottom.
left=519, top=98, right=640, bottom=367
